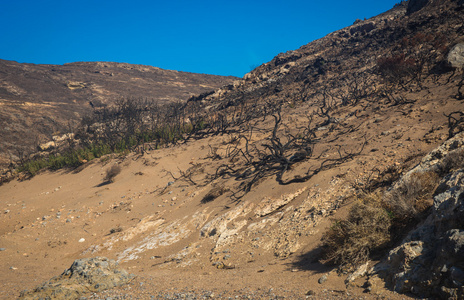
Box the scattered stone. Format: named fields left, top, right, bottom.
left=306, top=289, right=316, bottom=296
left=79, top=238, right=86, bottom=243
left=318, top=274, right=328, bottom=284
left=0, top=248, right=5, bottom=251
left=213, top=261, right=235, bottom=269
left=345, top=261, right=369, bottom=285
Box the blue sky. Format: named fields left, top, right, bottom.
left=0, top=0, right=400, bottom=77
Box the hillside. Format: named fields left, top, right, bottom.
left=1, top=0, right=464, bottom=299
left=0, top=59, right=238, bottom=167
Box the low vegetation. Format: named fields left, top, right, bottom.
left=322, top=167, right=443, bottom=271
left=321, top=196, right=392, bottom=271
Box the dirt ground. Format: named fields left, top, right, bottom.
left=2, top=74, right=461, bottom=298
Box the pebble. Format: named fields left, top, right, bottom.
left=79, top=238, right=86, bottom=243
left=318, top=274, right=328, bottom=284
left=0, top=248, right=5, bottom=251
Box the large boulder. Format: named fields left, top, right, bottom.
left=19, top=257, right=133, bottom=299
left=447, top=43, right=464, bottom=69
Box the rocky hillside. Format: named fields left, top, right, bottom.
left=0, top=59, right=238, bottom=166
left=1, top=0, right=464, bottom=299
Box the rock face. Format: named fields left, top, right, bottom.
left=373, top=134, right=464, bottom=299
left=19, top=257, right=133, bottom=299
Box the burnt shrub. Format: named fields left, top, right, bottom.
left=377, top=53, right=418, bottom=85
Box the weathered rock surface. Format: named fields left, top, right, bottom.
left=372, top=134, right=464, bottom=298
left=448, top=43, right=464, bottom=69
left=19, top=257, right=133, bottom=299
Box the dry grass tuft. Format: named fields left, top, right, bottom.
left=321, top=193, right=391, bottom=271
left=104, top=164, right=122, bottom=183
left=383, top=171, right=440, bottom=220
left=322, top=168, right=443, bottom=271
left=439, top=147, right=464, bottom=174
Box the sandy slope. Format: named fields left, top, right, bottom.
left=2, top=71, right=462, bottom=299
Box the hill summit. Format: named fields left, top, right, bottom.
left=0, top=59, right=238, bottom=166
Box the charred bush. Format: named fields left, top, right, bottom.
left=377, top=53, right=418, bottom=86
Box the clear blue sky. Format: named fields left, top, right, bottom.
left=0, top=0, right=400, bottom=77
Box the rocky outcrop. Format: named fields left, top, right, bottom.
left=19, top=257, right=133, bottom=299
left=349, top=22, right=376, bottom=35
left=371, top=133, right=464, bottom=299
